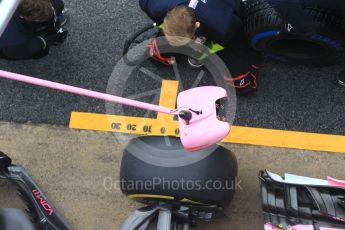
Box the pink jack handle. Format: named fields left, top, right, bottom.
left=0, top=70, right=173, bottom=115
left=0, top=1, right=171, bottom=115
left=0, top=70, right=231, bottom=151
left=0, top=0, right=230, bottom=151
left=0, top=0, right=230, bottom=152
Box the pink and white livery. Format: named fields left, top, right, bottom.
left=0, top=70, right=230, bottom=152
left=265, top=224, right=345, bottom=230
left=261, top=171, right=345, bottom=230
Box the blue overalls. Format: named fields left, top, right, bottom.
left=139, top=0, right=242, bottom=46
left=0, top=0, right=65, bottom=60
left=0, top=15, right=45, bottom=59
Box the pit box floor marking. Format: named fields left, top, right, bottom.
left=69, top=80, right=345, bottom=154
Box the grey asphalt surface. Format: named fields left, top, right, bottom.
left=0, top=0, right=345, bottom=135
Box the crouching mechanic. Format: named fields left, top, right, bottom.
left=0, top=0, right=68, bottom=60
left=139, top=0, right=261, bottom=95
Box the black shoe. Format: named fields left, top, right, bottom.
left=187, top=57, right=203, bottom=68
left=57, top=11, right=68, bottom=27
left=188, top=36, right=206, bottom=68
left=338, top=69, right=345, bottom=87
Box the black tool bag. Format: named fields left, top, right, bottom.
left=259, top=170, right=345, bottom=230
left=217, top=33, right=262, bottom=96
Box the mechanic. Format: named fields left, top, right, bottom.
left=0, top=0, right=68, bottom=60
left=139, top=0, right=243, bottom=47
left=139, top=0, right=261, bottom=95
left=267, top=0, right=345, bottom=87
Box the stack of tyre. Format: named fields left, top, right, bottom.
left=244, top=0, right=345, bottom=65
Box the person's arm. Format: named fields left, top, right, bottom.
left=50, top=0, right=65, bottom=16
left=267, top=0, right=315, bottom=34
left=195, top=0, right=243, bottom=46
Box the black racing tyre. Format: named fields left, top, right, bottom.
left=0, top=151, right=12, bottom=170
left=120, top=136, right=238, bottom=209
left=244, top=0, right=345, bottom=65
left=0, top=209, right=35, bottom=230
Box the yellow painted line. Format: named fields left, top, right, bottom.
left=69, top=112, right=345, bottom=153
left=69, top=80, right=180, bottom=136
left=69, top=112, right=180, bottom=136
left=156, top=80, right=179, bottom=121
left=69, top=80, right=345, bottom=154
left=225, top=126, right=345, bottom=153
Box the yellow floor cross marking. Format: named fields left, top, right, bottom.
left=69, top=80, right=180, bottom=136
left=156, top=80, right=179, bottom=130
left=225, top=127, right=345, bottom=153
left=69, top=113, right=179, bottom=136
left=69, top=80, right=345, bottom=154
left=157, top=80, right=178, bottom=121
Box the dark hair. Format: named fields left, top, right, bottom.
left=17, top=0, right=53, bottom=22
